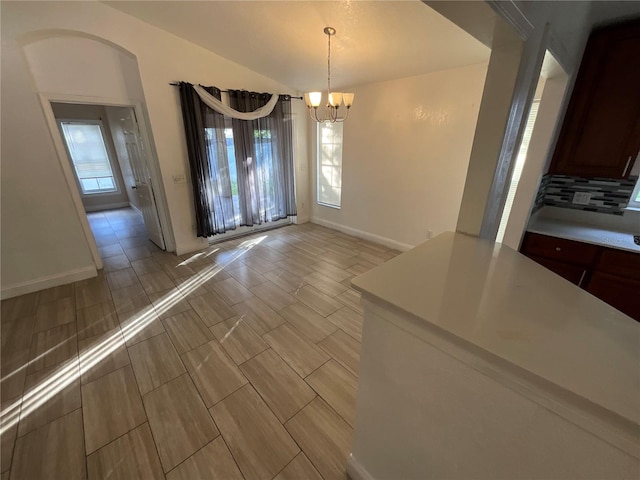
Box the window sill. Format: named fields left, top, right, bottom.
left=317, top=202, right=341, bottom=210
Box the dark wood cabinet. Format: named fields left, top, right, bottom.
left=526, top=254, right=587, bottom=286
left=520, top=233, right=596, bottom=287
left=594, top=248, right=640, bottom=280
left=549, top=19, right=640, bottom=178
left=586, top=272, right=640, bottom=320
left=520, top=233, right=599, bottom=266
left=521, top=232, right=639, bottom=321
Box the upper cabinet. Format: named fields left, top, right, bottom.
left=549, top=19, right=640, bottom=178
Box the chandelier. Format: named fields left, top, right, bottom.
left=304, top=27, right=354, bottom=123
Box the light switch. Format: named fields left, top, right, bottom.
left=172, top=173, right=186, bottom=184
left=572, top=192, right=592, bottom=205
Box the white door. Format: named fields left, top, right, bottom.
left=118, top=107, right=166, bottom=249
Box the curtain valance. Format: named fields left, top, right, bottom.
left=193, top=84, right=279, bottom=120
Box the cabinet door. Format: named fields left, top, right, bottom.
left=527, top=255, right=588, bottom=286
left=550, top=20, right=640, bottom=178
left=595, top=248, right=640, bottom=281
left=585, top=271, right=640, bottom=321
left=520, top=232, right=599, bottom=266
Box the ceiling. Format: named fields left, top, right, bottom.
left=104, top=0, right=490, bottom=92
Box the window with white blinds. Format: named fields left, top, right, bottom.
left=629, top=177, right=640, bottom=209
left=496, top=100, right=540, bottom=243
left=60, top=121, right=118, bottom=195
left=317, top=121, right=343, bottom=208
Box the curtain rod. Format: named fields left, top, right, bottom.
left=169, top=82, right=303, bottom=100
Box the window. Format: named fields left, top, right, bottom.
left=496, top=100, right=540, bottom=243
left=628, top=177, right=640, bottom=210
left=317, top=121, right=343, bottom=208
left=60, top=121, right=117, bottom=194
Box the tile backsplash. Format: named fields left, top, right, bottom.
left=535, top=174, right=638, bottom=215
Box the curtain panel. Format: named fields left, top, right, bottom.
left=228, top=90, right=297, bottom=226
left=178, top=82, right=236, bottom=237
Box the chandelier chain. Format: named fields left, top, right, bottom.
left=327, top=31, right=331, bottom=95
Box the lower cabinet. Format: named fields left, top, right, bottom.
left=526, top=254, right=587, bottom=286
left=586, top=272, right=640, bottom=320
left=521, top=232, right=640, bottom=321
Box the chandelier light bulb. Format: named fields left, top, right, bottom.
left=343, top=93, right=354, bottom=108
left=329, top=92, right=343, bottom=107
left=304, top=92, right=323, bottom=108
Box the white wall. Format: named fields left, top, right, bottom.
left=105, top=106, right=141, bottom=211
left=1, top=27, right=96, bottom=296
left=456, top=24, right=525, bottom=238
left=1, top=1, right=310, bottom=297
left=311, top=64, right=487, bottom=250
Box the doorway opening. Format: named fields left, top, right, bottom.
left=51, top=102, right=166, bottom=256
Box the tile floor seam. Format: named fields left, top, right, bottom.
left=18, top=344, right=82, bottom=437
left=282, top=410, right=332, bottom=480
left=118, top=330, right=166, bottom=477
left=268, top=451, right=313, bottom=480
left=78, top=355, right=89, bottom=480
left=3, top=396, right=22, bottom=474
left=9, top=301, right=40, bottom=442
left=302, top=357, right=333, bottom=380
left=304, top=367, right=357, bottom=430
left=76, top=328, right=129, bottom=387
left=130, top=351, right=186, bottom=399
left=160, top=427, right=225, bottom=478
left=84, top=420, right=155, bottom=463
left=196, top=370, right=248, bottom=410
left=241, top=361, right=317, bottom=427
left=209, top=408, right=257, bottom=480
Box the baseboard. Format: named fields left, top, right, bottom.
left=176, top=238, right=209, bottom=257
left=347, top=454, right=375, bottom=480
left=293, top=215, right=311, bottom=224
left=84, top=202, right=130, bottom=212
left=130, top=203, right=142, bottom=216
left=1, top=265, right=97, bottom=300
left=311, top=217, right=414, bottom=252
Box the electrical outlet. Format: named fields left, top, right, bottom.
left=427, top=230, right=433, bottom=240
left=572, top=192, right=592, bottom=205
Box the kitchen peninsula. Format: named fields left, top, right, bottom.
left=348, top=232, right=639, bottom=480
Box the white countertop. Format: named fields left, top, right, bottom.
left=527, top=216, right=640, bottom=253
left=352, top=232, right=640, bottom=428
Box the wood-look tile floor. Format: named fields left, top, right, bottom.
left=0, top=208, right=400, bottom=480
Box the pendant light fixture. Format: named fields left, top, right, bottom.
left=304, top=27, right=354, bottom=123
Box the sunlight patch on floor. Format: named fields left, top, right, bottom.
left=0, top=235, right=266, bottom=434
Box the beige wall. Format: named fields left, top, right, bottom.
left=311, top=63, right=487, bottom=250
left=1, top=1, right=310, bottom=297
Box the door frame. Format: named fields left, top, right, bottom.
left=38, top=92, right=175, bottom=270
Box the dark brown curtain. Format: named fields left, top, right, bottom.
left=178, top=82, right=236, bottom=237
